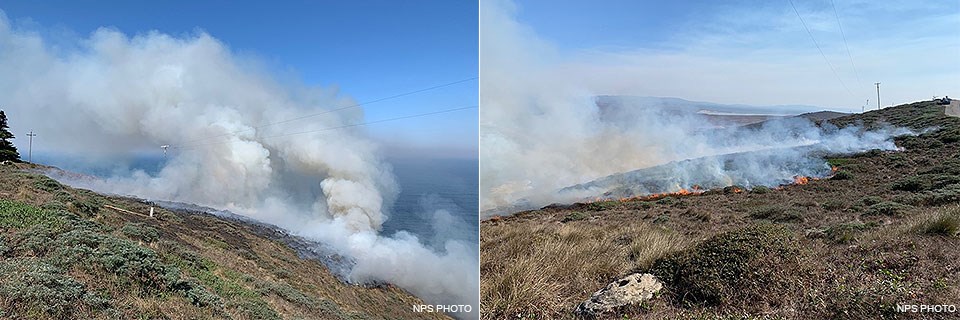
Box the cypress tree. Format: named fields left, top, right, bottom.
left=0, top=110, right=21, bottom=162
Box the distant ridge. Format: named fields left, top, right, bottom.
left=595, top=95, right=847, bottom=116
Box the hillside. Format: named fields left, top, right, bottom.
left=0, top=163, right=447, bottom=319
left=480, top=100, right=960, bottom=319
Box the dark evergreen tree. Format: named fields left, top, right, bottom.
left=0, top=110, right=21, bottom=162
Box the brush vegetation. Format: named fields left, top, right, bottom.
left=481, top=101, right=960, bottom=319
left=0, top=163, right=445, bottom=319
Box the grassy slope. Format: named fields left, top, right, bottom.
left=0, top=164, right=446, bottom=320
left=481, top=100, right=960, bottom=319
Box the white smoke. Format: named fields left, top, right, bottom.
left=0, top=13, right=477, bottom=318
left=479, top=0, right=912, bottom=216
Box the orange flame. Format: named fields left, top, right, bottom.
left=793, top=176, right=810, bottom=185
left=612, top=187, right=705, bottom=203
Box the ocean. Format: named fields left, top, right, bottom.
left=382, top=157, right=479, bottom=245
left=33, top=153, right=479, bottom=246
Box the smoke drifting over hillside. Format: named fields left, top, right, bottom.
left=0, top=14, right=476, bottom=318
left=479, top=0, right=912, bottom=216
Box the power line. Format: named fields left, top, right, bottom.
left=831, top=0, right=863, bottom=88
left=788, top=0, right=853, bottom=96
left=175, top=76, right=477, bottom=146
left=174, top=105, right=477, bottom=151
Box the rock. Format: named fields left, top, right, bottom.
left=575, top=273, right=663, bottom=316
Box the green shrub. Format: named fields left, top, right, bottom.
left=930, top=175, right=960, bottom=189
left=656, top=196, right=677, bottom=205
left=821, top=199, right=847, bottom=211
left=750, top=186, right=771, bottom=194
left=826, top=158, right=853, bottom=167
left=587, top=200, right=618, bottom=211
left=53, top=190, right=74, bottom=203
left=831, top=170, right=854, bottom=180
left=70, top=198, right=101, bottom=217
left=649, top=224, right=798, bottom=306
left=937, top=129, right=960, bottom=143
left=0, top=200, right=49, bottom=229
left=749, top=205, right=803, bottom=222
left=562, top=212, right=589, bottom=222
left=41, top=201, right=67, bottom=211
left=120, top=223, right=160, bottom=243
left=922, top=159, right=960, bottom=176
left=860, top=196, right=885, bottom=206
left=891, top=176, right=926, bottom=192
left=34, top=177, right=63, bottom=192
left=0, top=259, right=109, bottom=318
left=864, top=202, right=912, bottom=217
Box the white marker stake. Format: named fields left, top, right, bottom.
left=150, top=207, right=154, bottom=218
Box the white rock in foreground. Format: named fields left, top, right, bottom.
left=575, top=273, right=663, bottom=316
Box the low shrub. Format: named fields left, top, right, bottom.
left=120, top=223, right=160, bottom=243
left=860, top=196, right=885, bottom=206
left=0, top=259, right=109, bottom=318
left=864, top=202, right=913, bottom=217
left=749, top=205, right=803, bottom=222
left=587, top=200, right=618, bottom=211
left=0, top=200, right=50, bottom=229
left=562, top=211, right=589, bottom=222
left=750, top=186, right=771, bottom=194
left=831, top=170, right=854, bottom=180
left=825, top=222, right=873, bottom=244
left=649, top=224, right=799, bottom=306
left=822, top=199, right=847, bottom=211
left=34, top=177, right=63, bottom=192
left=891, top=176, right=926, bottom=192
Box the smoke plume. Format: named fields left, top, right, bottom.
left=480, top=0, right=911, bottom=216
left=0, top=13, right=476, bottom=318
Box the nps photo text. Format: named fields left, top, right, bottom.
left=896, top=304, right=957, bottom=313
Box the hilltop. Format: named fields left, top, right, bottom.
left=0, top=163, right=447, bottom=319
left=481, top=100, right=960, bottom=319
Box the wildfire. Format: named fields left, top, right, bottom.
left=614, top=186, right=704, bottom=203
left=793, top=176, right=810, bottom=185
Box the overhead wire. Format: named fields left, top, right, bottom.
left=173, top=105, right=477, bottom=151
left=173, top=76, right=477, bottom=147
left=830, top=0, right=863, bottom=88
left=788, top=0, right=854, bottom=97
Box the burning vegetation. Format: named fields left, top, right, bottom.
left=481, top=100, right=960, bottom=319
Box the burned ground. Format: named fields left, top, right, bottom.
left=481, top=100, right=960, bottom=319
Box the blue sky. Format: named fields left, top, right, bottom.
left=1, top=1, right=477, bottom=158
left=496, top=0, right=959, bottom=110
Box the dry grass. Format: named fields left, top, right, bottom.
left=910, top=205, right=960, bottom=237
left=480, top=221, right=688, bottom=319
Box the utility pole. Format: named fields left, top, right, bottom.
left=26, top=131, right=36, bottom=163
left=863, top=99, right=868, bottom=113
left=875, top=82, right=881, bottom=110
